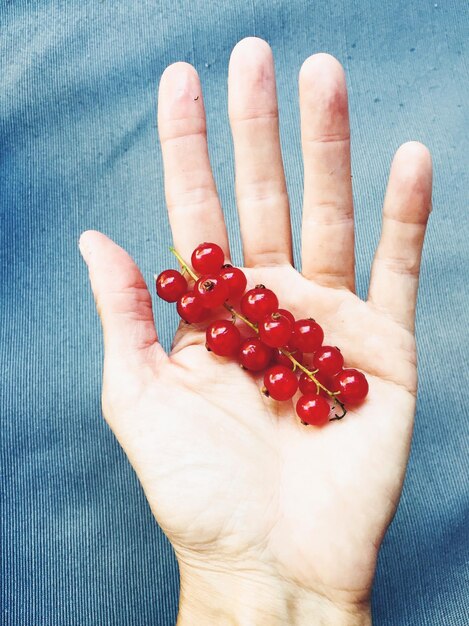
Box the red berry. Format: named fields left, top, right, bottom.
left=290, top=319, right=324, bottom=353
left=240, top=286, right=279, bottom=322
left=274, top=348, right=303, bottom=370
left=296, top=395, right=330, bottom=426
left=299, top=370, right=332, bottom=397
left=258, top=311, right=292, bottom=348
left=315, top=370, right=334, bottom=397
left=206, top=320, right=241, bottom=356
left=191, top=242, right=225, bottom=274
left=219, top=264, right=247, bottom=299
left=312, top=346, right=344, bottom=377
left=195, top=274, right=229, bottom=308
left=155, top=269, right=188, bottom=303
left=176, top=291, right=208, bottom=323
left=277, top=308, right=295, bottom=324
left=238, top=337, right=273, bottom=371
left=263, top=365, right=299, bottom=401
left=333, top=369, right=369, bottom=405
left=298, top=372, right=318, bottom=395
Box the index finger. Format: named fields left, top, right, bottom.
left=157, top=62, right=230, bottom=262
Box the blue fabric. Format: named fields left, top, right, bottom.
left=1, top=1, right=468, bottom=624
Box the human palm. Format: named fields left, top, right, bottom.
left=80, top=38, right=432, bottom=623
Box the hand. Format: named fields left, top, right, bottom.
left=79, top=38, right=432, bottom=625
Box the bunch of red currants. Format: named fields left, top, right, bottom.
left=156, top=242, right=368, bottom=426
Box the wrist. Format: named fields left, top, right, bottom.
left=176, top=562, right=371, bottom=626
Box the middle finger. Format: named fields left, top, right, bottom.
left=228, top=37, right=293, bottom=268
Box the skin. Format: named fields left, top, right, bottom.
left=79, top=38, right=433, bottom=625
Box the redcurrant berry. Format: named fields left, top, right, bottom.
left=238, top=337, right=273, bottom=371
left=299, top=370, right=332, bottom=397
left=312, top=346, right=344, bottom=377
left=333, top=369, right=369, bottom=405
left=176, top=291, right=208, bottom=323
left=299, top=372, right=317, bottom=395
left=274, top=348, right=303, bottom=370
left=195, top=275, right=229, bottom=308
left=263, top=365, right=299, bottom=401
left=277, top=308, right=295, bottom=324
left=155, top=269, right=188, bottom=303
left=316, top=370, right=334, bottom=397
left=296, top=395, right=330, bottom=426
left=290, top=319, right=324, bottom=353
left=258, top=311, right=292, bottom=348
left=219, top=264, right=247, bottom=299
left=191, top=242, right=225, bottom=274
left=240, top=286, right=279, bottom=322
left=206, top=320, right=241, bottom=356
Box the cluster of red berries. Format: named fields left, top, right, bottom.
left=156, top=242, right=369, bottom=426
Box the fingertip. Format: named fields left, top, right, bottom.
left=395, top=140, right=432, bottom=161
left=228, top=37, right=276, bottom=116
left=78, top=232, right=160, bottom=359
left=229, top=37, right=273, bottom=69
left=299, top=53, right=349, bottom=139
left=78, top=230, right=96, bottom=262
left=393, top=142, right=432, bottom=180
left=158, top=62, right=202, bottom=118
left=387, top=142, right=433, bottom=223
left=78, top=230, right=110, bottom=262
left=159, top=61, right=197, bottom=86
left=229, top=37, right=275, bottom=95
left=299, top=53, right=346, bottom=89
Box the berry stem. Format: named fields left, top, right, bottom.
left=169, top=246, right=198, bottom=281
left=330, top=398, right=347, bottom=420
left=279, top=347, right=340, bottom=400
left=224, top=303, right=258, bottom=332
left=168, top=245, right=347, bottom=420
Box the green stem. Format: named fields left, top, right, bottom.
left=170, top=246, right=198, bottom=281
left=224, top=303, right=258, bottom=332
left=279, top=348, right=338, bottom=399
left=225, top=310, right=337, bottom=402
left=168, top=245, right=345, bottom=418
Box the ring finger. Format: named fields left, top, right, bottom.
left=299, top=54, right=355, bottom=291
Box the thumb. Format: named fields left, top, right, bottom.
left=79, top=230, right=162, bottom=365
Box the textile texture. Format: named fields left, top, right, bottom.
left=1, top=1, right=468, bottom=624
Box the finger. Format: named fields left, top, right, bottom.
left=157, top=62, right=230, bottom=263
left=228, top=37, right=292, bottom=267
left=79, top=230, right=165, bottom=365
left=299, top=54, right=355, bottom=291
left=368, top=142, right=433, bottom=332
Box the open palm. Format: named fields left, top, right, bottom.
left=80, top=39, right=432, bottom=624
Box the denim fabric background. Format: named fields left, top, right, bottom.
left=1, top=1, right=468, bottom=624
